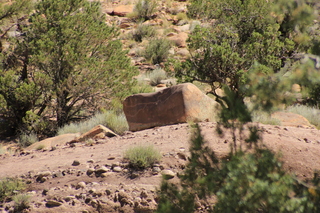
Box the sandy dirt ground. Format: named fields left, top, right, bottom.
left=0, top=122, right=320, bottom=212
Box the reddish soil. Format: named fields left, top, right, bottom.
left=0, top=122, right=320, bottom=212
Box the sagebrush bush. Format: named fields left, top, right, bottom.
left=148, top=68, right=168, bottom=86
left=143, top=38, right=171, bottom=64
left=130, top=0, right=157, bottom=21
left=13, top=193, right=30, bottom=212
left=131, top=81, right=154, bottom=93
left=124, top=145, right=161, bottom=169
left=252, top=111, right=281, bottom=125
left=18, top=132, right=38, bottom=148
left=137, top=68, right=168, bottom=87
left=176, top=12, right=188, bottom=21
left=36, top=144, right=45, bottom=150
left=0, top=178, right=26, bottom=203
left=131, top=23, right=156, bottom=42
left=57, top=110, right=129, bottom=135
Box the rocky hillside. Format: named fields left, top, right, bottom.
left=1, top=0, right=320, bottom=212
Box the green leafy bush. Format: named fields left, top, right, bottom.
left=174, top=0, right=314, bottom=101
left=0, top=178, right=26, bottom=203
left=131, top=23, right=156, bottom=42
left=124, top=145, right=161, bottom=169
left=143, top=38, right=171, bottom=64
left=0, top=0, right=138, bottom=135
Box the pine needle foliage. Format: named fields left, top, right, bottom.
left=173, top=0, right=314, bottom=100
left=0, top=0, right=138, bottom=135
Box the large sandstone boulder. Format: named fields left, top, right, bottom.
left=123, top=83, right=217, bottom=131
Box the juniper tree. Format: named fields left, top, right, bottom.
left=157, top=0, right=320, bottom=212
left=0, top=0, right=137, bottom=135
left=174, top=0, right=314, bottom=100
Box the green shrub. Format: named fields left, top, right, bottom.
left=13, top=193, right=30, bottom=212
left=143, top=38, right=171, bottom=64
left=18, top=132, right=38, bottom=148
left=131, top=23, right=156, bottom=42
left=148, top=68, right=167, bottom=86
left=0, top=178, right=26, bottom=203
left=138, top=67, right=169, bottom=87
left=287, top=105, right=320, bottom=128
left=124, top=145, right=161, bottom=169
left=36, top=144, right=45, bottom=151
left=131, top=81, right=154, bottom=93
left=176, top=12, right=188, bottom=21
left=130, top=0, right=157, bottom=21
left=57, top=110, right=129, bottom=135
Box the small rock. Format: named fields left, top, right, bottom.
left=152, top=167, right=161, bottom=174
left=72, top=160, right=80, bottom=166
left=118, top=190, right=130, bottom=200
left=87, top=159, right=94, bottom=163
left=100, top=172, right=111, bottom=178
left=105, top=189, right=112, bottom=196
left=95, top=166, right=110, bottom=174
left=92, top=191, right=103, bottom=197
left=130, top=172, right=139, bottom=179
left=113, top=166, right=122, bottom=172
left=162, top=170, right=175, bottom=179
left=140, top=200, right=149, bottom=206
left=37, top=176, right=47, bottom=183
left=86, top=168, right=95, bottom=176
left=36, top=171, right=52, bottom=178
left=85, top=197, right=92, bottom=204
left=52, top=171, right=63, bottom=178
left=140, top=191, right=148, bottom=199
left=64, top=196, right=75, bottom=202
left=72, top=199, right=81, bottom=206
left=90, top=199, right=99, bottom=208
left=89, top=188, right=96, bottom=194
left=76, top=181, right=86, bottom=189
left=134, top=197, right=141, bottom=207
left=42, top=189, right=49, bottom=196
left=304, top=138, right=311, bottom=143
left=112, top=162, right=120, bottom=167
left=46, top=200, right=63, bottom=207
left=177, top=152, right=187, bottom=160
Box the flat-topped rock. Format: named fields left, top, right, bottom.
left=271, top=111, right=314, bottom=128
left=123, top=83, right=217, bottom=131
left=26, top=133, right=80, bottom=151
